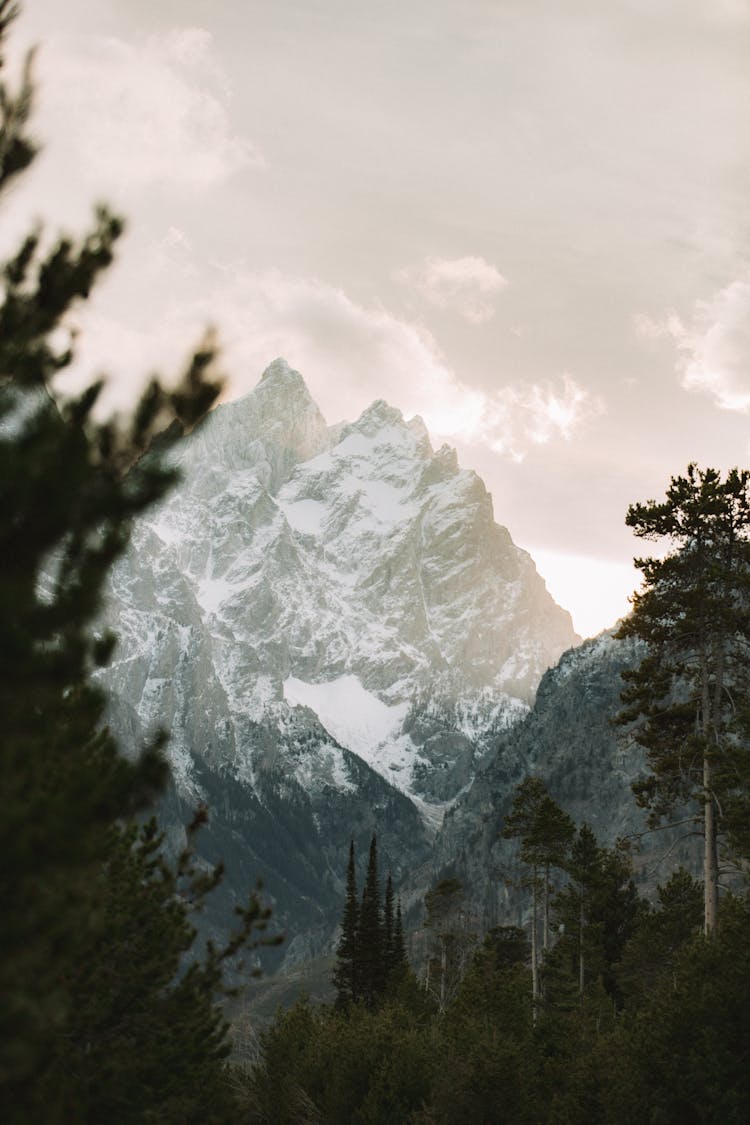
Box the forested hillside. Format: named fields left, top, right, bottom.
left=239, top=776, right=750, bottom=1124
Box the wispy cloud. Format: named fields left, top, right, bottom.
left=636, top=274, right=750, bottom=412
left=476, top=374, right=603, bottom=460
left=62, top=246, right=601, bottom=461
left=396, top=255, right=508, bottom=324
left=36, top=27, right=264, bottom=193
left=517, top=375, right=598, bottom=445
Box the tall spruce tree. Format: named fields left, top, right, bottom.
left=333, top=839, right=360, bottom=1007
left=0, top=6, right=277, bottom=1118
left=382, top=872, right=410, bottom=984
left=393, top=897, right=407, bottom=975
left=358, top=835, right=385, bottom=1006
left=616, top=464, right=750, bottom=934
left=384, top=871, right=395, bottom=977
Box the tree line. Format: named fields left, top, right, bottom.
left=241, top=781, right=749, bottom=1123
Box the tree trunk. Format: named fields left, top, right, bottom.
left=706, top=619, right=727, bottom=937
left=704, top=754, right=719, bottom=935
left=579, top=894, right=585, bottom=995
left=701, top=644, right=719, bottom=935
left=531, top=871, right=539, bottom=1021
left=543, top=862, right=550, bottom=952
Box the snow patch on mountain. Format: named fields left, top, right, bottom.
left=283, top=675, right=409, bottom=756
left=275, top=497, right=328, bottom=537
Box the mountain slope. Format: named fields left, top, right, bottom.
left=427, top=631, right=702, bottom=930
left=99, top=358, right=578, bottom=963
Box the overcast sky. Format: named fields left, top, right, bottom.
left=9, top=0, right=750, bottom=635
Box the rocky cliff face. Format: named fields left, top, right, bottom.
left=99, top=358, right=578, bottom=966
left=426, top=631, right=701, bottom=931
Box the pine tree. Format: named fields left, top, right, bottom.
left=357, top=835, right=385, bottom=1006
left=384, top=871, right=395, bottom=976
left=0, top=6, right=277, bottom=1117
left=333, top=839, right=360, bottom=1007
left=423, top=878, right=474, bottom=1011
left=566, top=825, right=602, bottom=997
left=549, top=825, right=639, bottom=1006
left=393, top=897, right=407, bottom=974
left=616, top=868, right=702, bottom=1007
left=382, top=874, right=410, bottom=985
left=616, top=464, right=750, bottom=933
left=33, top=814, right=277, bottom=1121
left=502, top=777, right=574, bottom=1006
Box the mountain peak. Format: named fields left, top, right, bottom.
left=259, top=356, right=306, bottom=390
left=350, top=398, right=405, bottom=435
left=181, top=358, right=328, bottom=486
left=254, top=358, right=319, bottom=415
left=407, top=414, right=431, bottom=445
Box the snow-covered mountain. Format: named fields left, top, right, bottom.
left=100, top=358, right=578, bottom=964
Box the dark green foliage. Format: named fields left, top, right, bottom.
left=241, top=994, right=434, bottom=1125
left=392, top=896, right=408, bottom=978
left=423, top=877, right=477, bottom=1011
left=502, top=777, right=576, bottom=1006
left=332, top=838, right=408, bottom=1009
left=245, top=859, right=750, bottom=1125
left=503, top=778, right=576, bottom=874
left=382, top=872, right=408, bottom=983
left=606, top=895, right=750, bottom=1125
left=548, top=826, right=639, bottom=1006
left=333, top=839, right=360, bottom=1006
left=384, top=871, right=395, bottom=973
left=481, top=925, right=530, bottom=971
left=615, top=867, right=703, bottom=1007
left=616, top=464, right=750, bottom=930
left=502, top=777, right=575, bottom=928
left=428, top=939, right=533, bottom=1125
left=29, top=815, right=276, bottom=1123
left=358, top=835, right=386, bottom=1005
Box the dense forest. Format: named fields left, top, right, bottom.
left=241, top=773, right=750, bottom=1123
left=2, top=3, right=750, bottom=1121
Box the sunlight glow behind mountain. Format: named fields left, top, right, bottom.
left=527, top=548, right=638, bottom=639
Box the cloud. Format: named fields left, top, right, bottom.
left=397, top=255, right=508, bottom=324
left=638, top=274, right=750, bottom=412
left=35, top=27, right=264, bottom=194
left=479, top=374, right=603, bottom=459
left=61, top=250, right=600, bottom=461
left=520, top=375, right=598, bottom=444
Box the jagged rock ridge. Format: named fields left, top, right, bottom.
left=100, top=358, right=578, bottom=965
